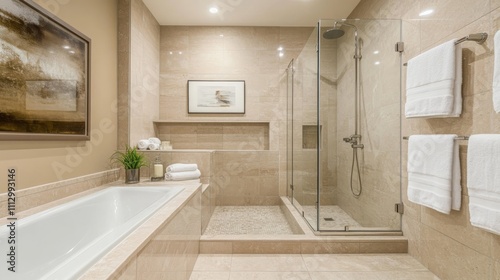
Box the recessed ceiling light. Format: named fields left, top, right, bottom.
left=279, top=52, right=284, bottom=57
left=373, top=50, right=379, bottom=54
left=219, top=34, right=224, bottom=37
left=419, top=9, right=434, bottom=17
left=69, top=50, right=75, bottom=54
left=63, top=45, right=70, bottom=49
left=209, top=7, right=218, bottom=14
left=178, top=51, right=182, bottom=55
left=277, top=46, right=283, bottom=51
left=374, top=61, right=380, bottom=65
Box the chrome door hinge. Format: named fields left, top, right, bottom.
left=395, top=203, right=404, bottom=214
left=395, top=42, right=404, bottom=53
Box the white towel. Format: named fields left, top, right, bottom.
left=493, top=31, right=500, bottom=113
left=148, top=137, right=161, bottom=145
left=165, top=169, right=201, bottom=181
left=166, top=163, right=198, bottom=173
left=407, top=135, right=461, bottom=214
left=405, top=39, right=462, bottom=118
left=137, top=139, right=150, bottom=150
left=147, top=143, right=160, bottom=150
left=467, top=134, right=500, bottom=235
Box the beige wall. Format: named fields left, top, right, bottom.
left=351, top=0, right=500, bottom=278
left=334, top=19, right=401, bottom=229
left=0, top=0, right=118, bottom=193
left=118, top=0, right=160, bottom=147
left=159, top=26, right=312, bottom=203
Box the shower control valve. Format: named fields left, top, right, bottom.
left=343, top=134, right=362, bottom=143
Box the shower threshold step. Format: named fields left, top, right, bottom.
left=199, top=235, right=408, bottom=254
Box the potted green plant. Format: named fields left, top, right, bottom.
left=111, top=146, right=148, bottom=184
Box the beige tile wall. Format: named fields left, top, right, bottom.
left=114, top=188, right=201, bottom=280
left=213, top=151, right=280, bottom=206
left=142, top=151, right=213, bottom=184
left=156, top=122, right=269, bottom=150
left=334, top=18, right=401, bottom=229
left=118, top=0, right=160, bottom=147
left=159, top=26, right=312, bottom=201
left=350, top=0, right=500, bottom=278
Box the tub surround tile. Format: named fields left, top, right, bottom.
left=0, top=169, right=119, bottom=219
left=114, top=256, right=137, bottom=280
left=80, top=182, right=202, bottom=280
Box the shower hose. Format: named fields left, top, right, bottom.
left=350, top=148, right=362, bottom=197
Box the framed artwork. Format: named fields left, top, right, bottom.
left=0, top=0, right=91, bottom=140
left=187, top=80, right=245, bottom=114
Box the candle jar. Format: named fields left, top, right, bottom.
left=150, top=155, right=164, bottom=181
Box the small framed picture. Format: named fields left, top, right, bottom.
left=187, top=80, right=245, bottom=114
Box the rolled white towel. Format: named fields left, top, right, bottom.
left=148, top=137, right=161, bottom=145
left=148, top=142, right=160, bottom=150
left=137, top=139, right=150, bottom=150
left=166, top=163, right=198, bottom=173
left=165, top=169, right=201, bottom=181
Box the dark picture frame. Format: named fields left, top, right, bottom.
left=187, top=80, right=245, bottom=114
left=0, top=0, right=91, bottom=140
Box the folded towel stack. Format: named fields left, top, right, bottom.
left=165, top=163, right=201, bottom=181
left=137, top=137, right=162, bottom=150
left=407, top=135, right=461, bottom=214
left=405, top=39, right=462, bottom=118
left=467, top=134, right=500, bottom=235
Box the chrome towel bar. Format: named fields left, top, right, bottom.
left=403, top=32, right=488, bottom=66
left=402, top=136, right=469, bottom=140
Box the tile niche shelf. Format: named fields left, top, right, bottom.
left=153, top=120, right=270, bottom=151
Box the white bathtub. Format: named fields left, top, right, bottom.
left=0, top=186, right=183, bottom=280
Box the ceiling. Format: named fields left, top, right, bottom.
left=142, top=0, right=361, bottom=27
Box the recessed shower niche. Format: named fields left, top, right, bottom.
left=302, top=125, right=321, bottom=149
left=153, top=121, right=270, bottom=150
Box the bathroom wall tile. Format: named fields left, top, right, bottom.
left=420, top=224, right=493, bottom=280
left=421, top=194, right=493, bottom=257
left=419, top=0, right=491, bottom=49
left=495, top=260, right=500, bottom=280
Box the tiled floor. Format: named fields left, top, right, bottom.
left=189, top=254, right=440, bottom=280
left=204, top=206, right=295, bottom=235
left=303, top=205, right=361, bottom=230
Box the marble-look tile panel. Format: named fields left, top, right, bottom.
left=418, top=0, right=491, bottom=49
left=420, top=224, right=493, bottom=279
left=189, top=272, right=231, bottom=280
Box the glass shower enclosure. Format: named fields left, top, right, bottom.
left=286, top=19, right=402, bottom=232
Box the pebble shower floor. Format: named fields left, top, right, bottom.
left=204, top=206, right=295, bottom=235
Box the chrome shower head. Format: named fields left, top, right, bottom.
left=323, top=28, right=345, bottom=39
left=322, top=21, right=358, bottom=40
